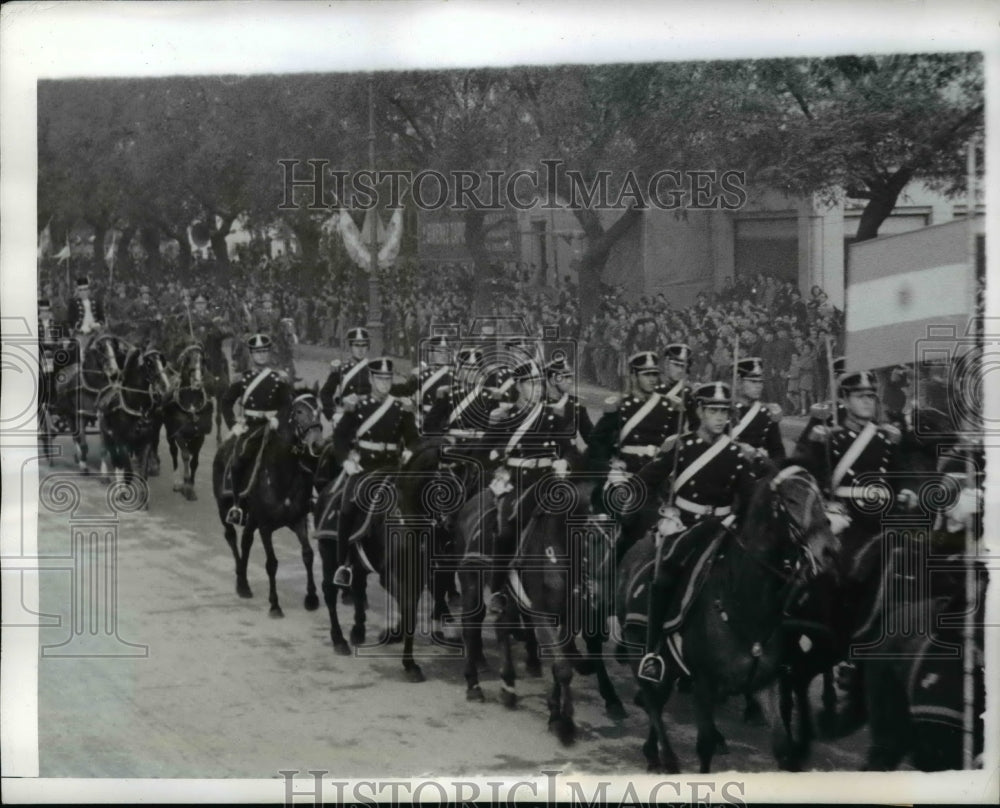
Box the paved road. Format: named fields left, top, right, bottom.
left=35, top=344, right=865, bottom=778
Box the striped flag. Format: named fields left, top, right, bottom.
left=845, top=217, right=981, bottom=370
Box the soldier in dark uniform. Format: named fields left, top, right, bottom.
left=484, top=336, right=534, bottom=409
left=625, top=381, right=757, bottom=683
left=220, top=333, right=294, bottom=526
left=659, top=343, right=699, bottom=435
left=423, top=346, right=494, bottom=439
left=320, top=327, right=373, bottom=426
left=801, top=369, right=916, bottom=554
left=390, top=335, right=453, bottom=436
left=730, top=357, right=786, bottom=468
left=480, top=360, right=582, bottom=610
left=38, top=298, right=67, bottom=416
left=793, top=355, right=847, bottom=457
left=332, top=358, right=419, bottom=588
left=544, top=356, right=593, bottom=451
left=251, top=291, right=281, bottom=336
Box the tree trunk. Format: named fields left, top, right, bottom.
left=571, top=207, right=643, bottom=323
left=90, top=222, right=107, bottom=277
left=463, top=209, right=494, bottom=315
left=117, top=225, right=136, bottom=274
left=208, top=212, right=237, bottom=271
left=853, top=168, right=913, bottom=242
left=160, top=223, right=191, bottom=275
left=140, top=226, right=163, bottom=276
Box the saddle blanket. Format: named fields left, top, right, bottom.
left=622, top=528, right=727, bottom=637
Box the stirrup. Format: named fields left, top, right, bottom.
left=637, top=652, right=666, bottom=683
left=487, top=591, right=508, bottom=615
left=225, top=505, right=245, bottom=526
left=333, top=564, right=353, bottom=589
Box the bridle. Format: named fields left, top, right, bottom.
left=174, top=344, right=210, bottom=415
left=290, top=393, right=323, bottom=451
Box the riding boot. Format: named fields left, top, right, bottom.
left=637, top=550, right=685, bottom=683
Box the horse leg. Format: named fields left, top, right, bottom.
left=584, top=632, right=626, bottom=720
left=400, top=557, right=425, bottom=684
left=349, top=571, right=368, bottom=647
left=318, top=537, right=350, bottom=655
left=293, top=518, right=319, bottom=611
left=816, top=666, right=839, bottom=738
left=169, top=435, right=182, bottom=492
left=185, top=437, right=202, bottom=501
left=693, top=678, right=724, bottom=774
left=638, top=680, right=680, bottom=773
left=522, top=613, right=542, bottom=678
left=544, top=643, right=577, bottom=745
left=743, top=692, right=767, bottom=726
left=460, top=569, right=487, bottom=702
left=496, top=598, right=521, bottom=708
left=236, top=523, right=255, bottom=599
left=259, top=527, right=282, bottom=618
left=862, top=662, right=909, bottom=771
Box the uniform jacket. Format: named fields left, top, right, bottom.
left=391, top=363, right=453, bottom=415
left=320, top=358, right=373, bottom=420
left=333, top=394, right=418, bottom=471
left=220, top=366, right=293, bottom=428
left=484, top=397, right=582, bottom=467
left=730, top=399, right=786, bottom=460
left=66, top=297, right=106, bottom=333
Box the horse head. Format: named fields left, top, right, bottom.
left=284, top=388, right=323, bottom=454
left=175, top=342, right=206, bottom=390
left=90, top=334, right=124, bottom=383
left=139, top=347, right=172, bottom=403
left=754, top=462, right=840, bottom=583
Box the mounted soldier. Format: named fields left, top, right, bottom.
left=794, top=355, right=847, bottom=456
left=67, top=275, right=106, bottom=357
left=482, top=360, right=583, bottom=611
left=390, top=335, right=454, bottom=436
left=622, top=381, right=756, bottom=683
left=331, top=357, right=419, bottom=588
left=320, top=327, right=373, bottom=427
left=730, top=357, right=786, bottom=470
left=543, top=356, right=593, bottom=452
left=219, top=333, right=294, bottom=526
left=251, top=291, right=281, bottom=336
left=802, top=368, right=917, bottom=552
left=129, top=284, right=165, bottom=348
left=37, top=298, right=68, bottom=424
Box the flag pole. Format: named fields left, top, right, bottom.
left=960, top=135, right=979, bottom=770
left=365, top=73, right=383, bottom=356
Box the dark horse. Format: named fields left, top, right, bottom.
left=774, top=407, right=968, bottom=766
left=617, top=463, right=839, bottom=773
left=97, top=344, right=171, bottom=499
left=506, top=473, right=627, bottom=743
left=211, top=387, right=324, bottom=617
left=41, top=332, right=124, bottom=472
left=202, top=330, right=234, bottom=441
left=454, top=466, right=543, bottom=705
left=163, top=342, right=214, bottom=501
left=312, top=439, right=465, bottom=682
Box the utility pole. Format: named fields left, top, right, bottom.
left=366, top=74, right=384, bottom=355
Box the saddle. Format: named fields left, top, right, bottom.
left=622, top=523, right=728, bottom=637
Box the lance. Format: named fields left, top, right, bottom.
left=823, top=335, right=837, bottom=495
left=184, top=296, right=195, bottom=340
left=730, top=335, right=740, bottom=431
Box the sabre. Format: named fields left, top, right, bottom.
left=184, top=296, right=194, bottom=340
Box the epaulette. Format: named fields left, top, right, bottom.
left=603, top=395, right=620, bottom=413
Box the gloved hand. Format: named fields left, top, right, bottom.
left=659, top=434, right=679, bottom=454
left=231, top=419, right=248, bottom=437
left=605, top=465, right=629, bottom=487
left=737, top=441, right=757, bottom=460
left=401, top=448, right=413, bottom=465
left=268, top=416, right=280, bottom=430
left=330, top=359, right=342, bottom=370
left=552, top=458, right=569, bottom=476
left=809, top=402, right=832, bottom=421
left=881, top=423, right=902, bottom=445
left=489, top=468, right=514, bottom=497
left=344, top=455, right=363, bottom=476
left=342, top=393, right=359, bottom=411
left=825, top=502, right=850, bottom=536
left=656, top=505, right=684, bottom=540
left=896, top=488, right=919, bottom=511
left=809, top=425, right=829, bottom=442
left=767, top=403, right=783, bottom=422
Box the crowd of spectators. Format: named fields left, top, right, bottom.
left=41, top=246, right=846, bottom=415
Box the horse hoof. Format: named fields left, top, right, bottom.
left=606, top=700, right=627, bottom=721
left=466, top=686, right=485, bottom=702
left=236, top=582, right=253, bottom=599
left=715, top=737, right=729, bottom=755
left=173, top=483, right=182, bottom=492
left=333, top=640, right=351, bottom=656
left=270, top=606, right=284, bottom=619
left=304, top=593, right=320, bottom=611
left=404, top=666, right=425, bottom=683
left=660, top=756, right=680, bottom=774
left=549, top=716, right=576, bottom=746
left=185, top=488, right=198, bottom=501
left=341, top=590, right=354, bottom=605
left=350, top=626, right=366, bottom=646
left=499, top=687, right=518, bottom=709
left=524, top=660, right=543, bottom=678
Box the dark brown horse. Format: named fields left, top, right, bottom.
left=211, top=387, right=323, bottom=616
left=163, top=342, right=214, bottom=501
left=97, top=345, right=171, bottom=499
left=617, top=463, right=839, bottom=773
